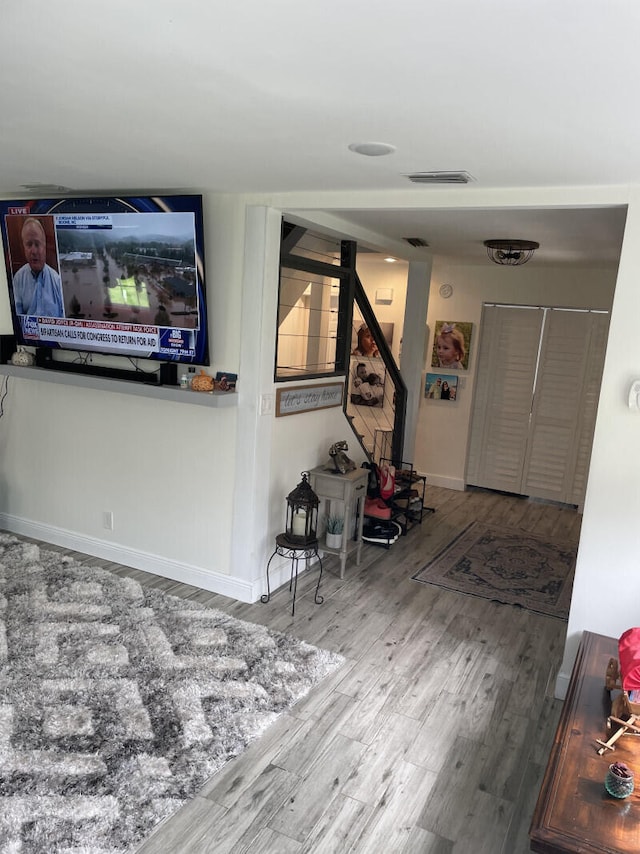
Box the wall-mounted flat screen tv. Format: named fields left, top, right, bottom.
left=0, top=194, right=209, bottom=365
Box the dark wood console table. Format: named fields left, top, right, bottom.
left=530, top=631, right=640, bottom=853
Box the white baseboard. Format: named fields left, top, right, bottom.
left=554, top=671, right=570, bottom=701
left=424, top=474, right=465, bottom=491
left=0, top=513, right=261, bottom=604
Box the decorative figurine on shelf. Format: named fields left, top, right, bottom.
left=11, top=346, right=34, bottom=367
left=327, top=441, right=356, bottom=475
left=190, top=369, right=214, bottom=392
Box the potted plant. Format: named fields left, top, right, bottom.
left=325, top=514, right=344, bottom=549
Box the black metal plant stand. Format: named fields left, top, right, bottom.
left=261, top=533, right=324, bottom=616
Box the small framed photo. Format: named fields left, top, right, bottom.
left=350, top=357, right=385, bottom=407
left=425, top=372, right=458, bottom=401
left=431, top=321, right=473, bottom=371
left=215, top=371, right=237, bottom=391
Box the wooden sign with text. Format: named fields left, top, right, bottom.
left=276, top=382, right=344, bottom=417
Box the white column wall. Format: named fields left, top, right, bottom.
left=231, top=205, right=283, bottom=590
left=556, top=191, right=640, bottom=697
left=401, top=259, right=432, bottom=463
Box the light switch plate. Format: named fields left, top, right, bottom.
left=260, top=394, right=274, bottom=415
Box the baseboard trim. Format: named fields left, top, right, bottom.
left=425, top=474, right=465, bottom=491
left=0, top=513, right=258, bottom=604
left=554, top=671, right=570, bottom=701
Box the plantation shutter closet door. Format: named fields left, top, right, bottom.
left=521, top=309, right=609, bottom=503
left=466, top=306, right=543, bottom=493
left=466, top=305, right=608, bottom=505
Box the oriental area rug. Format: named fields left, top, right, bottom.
left=0, top=533, right=344, bottom=853
left=412, top=521, right=577, bottom=620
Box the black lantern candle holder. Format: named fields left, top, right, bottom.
left=285, top=472, right=319, bottom=545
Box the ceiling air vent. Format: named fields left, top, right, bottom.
left=403, top=237, right=429, bottom=248
left=20, top=183, right=73, bottom=194
left=405, top=171, right=475, bottom=185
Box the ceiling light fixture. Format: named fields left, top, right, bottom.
left=384, top=257, right=396, bottom=263
left=348, top=142, right=396, bottom=157
left=484, top=239, right=540, bottom=266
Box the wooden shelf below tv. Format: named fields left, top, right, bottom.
left=0, top=364, right=237, bottom=408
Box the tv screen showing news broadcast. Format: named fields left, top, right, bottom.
left=0, top=194, right=209, bottom=365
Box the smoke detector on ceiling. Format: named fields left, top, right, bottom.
left=348, top=141, right=396, bottom=157
left=404, top=171, right=475, bottom=185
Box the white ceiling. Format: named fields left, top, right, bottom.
left=1, top=1, right=636, bottom=265
left=310, top=206, right=628, bottom=266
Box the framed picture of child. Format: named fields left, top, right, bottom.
left=351, top=323, right=380, bottom=358
left=350, top=357, right=386, bottom=407
left=425, top=372, right=458, bottom=401
left=431, top=321, right=473, bottom=371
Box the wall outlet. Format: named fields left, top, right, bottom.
left=102, top=511, right=114, bottom=531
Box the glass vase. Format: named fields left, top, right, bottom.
left=605, top=763, right=635, bottom=799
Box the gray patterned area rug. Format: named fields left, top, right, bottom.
left=412, top=521, right=577, bottom=619
left=0, top=534, right=344, bottom=853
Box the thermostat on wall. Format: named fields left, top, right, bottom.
left=439, top=283, right=453, bottom=299
left=629, top=380, right=640, bottom=411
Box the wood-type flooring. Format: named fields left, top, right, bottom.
left=26, top=486, right=582, bottom=853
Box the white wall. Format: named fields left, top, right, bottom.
left=0, top=198, right=369, bottom=603
left=0, top=194, right=248, bottom=599
left=231, top=206, right=367, bottom=595
left=557, top=193, right=640, bottom=696
left=0, top=379, right=236, bottom=559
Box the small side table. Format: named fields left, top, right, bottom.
left=261, top=533, right=324, bottom=617
left=309, top=465, right=368, bottom=579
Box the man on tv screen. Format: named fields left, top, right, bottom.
left=12, top=217, right=64, bottom=317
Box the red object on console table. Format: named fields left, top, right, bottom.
left=530, top=631, right=640, bottom=853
